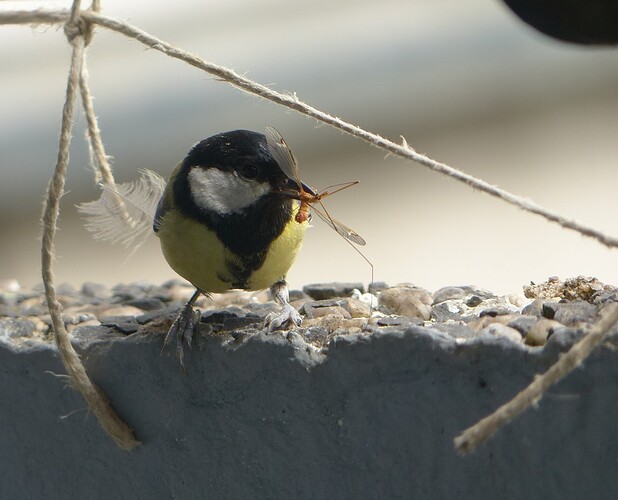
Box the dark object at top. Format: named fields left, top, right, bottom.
left=501, top=0, right=618, bottom=44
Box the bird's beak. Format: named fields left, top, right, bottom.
left=278, top=177, right=316, bottom=199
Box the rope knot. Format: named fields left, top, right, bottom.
left=64, top=13, right=94, bottom=46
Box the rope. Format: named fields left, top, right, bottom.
left=38, top=0, right=139, bottom=450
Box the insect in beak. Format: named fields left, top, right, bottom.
left=279, top=178, right=317, bottom=200
left=266, top=126, right=365, bottom=245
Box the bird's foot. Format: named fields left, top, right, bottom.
left=264, top=303, right=302, bottom=331
left=162, top=303, right=201, bottom=369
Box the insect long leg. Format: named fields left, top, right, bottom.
left=317, top=180, right=360, bottom=198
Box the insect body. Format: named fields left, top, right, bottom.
left=265, top=127, right=366, bottom=246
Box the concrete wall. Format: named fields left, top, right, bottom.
left=1, top=325, right=617, bottom=499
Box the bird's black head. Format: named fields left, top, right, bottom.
left=171, top=129, right=300, bottom=257
left=182, top=130, right=294, bottom=200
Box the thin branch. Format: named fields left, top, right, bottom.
left=2, top=7, right=618, bottom=249
left=454, top=302, right=618, bottom=455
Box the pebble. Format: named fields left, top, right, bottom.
left=521, top=298, right=545, bottom=317
left=81, top=282, right=112, bottom=299
left=101, top=321, right=139, bottom=335
left=545, top=327, right=587, bottom=350
left=377, top=316, right=424, bottom=328
left=431, top=301, right=467, bottom=323
left=479, top=307, right=514, bottom=318
left=135, top=306, right=179, bottom=325
left=222, top=316, right=261, bottom=331
left=368, top=281, right=389, bottom=294
left=18, top=300, right=47, bottom=317
left=525, top=318, right=563, bottom=346
left=350, top=289, right=379, bottom=310
left=125, top=297, right=166, bottom=311
left=301, top=298, right=370, bottom=319
left=432, top=285, right=495, bottom=305
left=433, top=287, right=466, bottom=304
left=302, top=326, right=330, bottom=346
left=98, top=306, right=145, bottom=324
left=201, top=309, right=244, bottom=324
left=25, top=316, right=49, bottom=334
left=466, top=295, right=483, bottom=307
left=302, top=315, right=367, bottom=333
left=591, top=289, right=618, bottom=306
left=467, top=314, right=519, bottom=331
left=506, top=315, right=538, bottom=336
left=431, top=292, right=516, bottom=324
left=507, top=294, right=531, bottom=308
left=243, top=302, right=279, bottom=318
left=304, top=305, right=351, bottom=320
left=552, top=301, right=597, bottom=326
left=389, top=285, right=433, bottom=306
left=340, top=298, right=371, bottom=318
left=480, top=324, right=523, bottom=343
left=432, top=322, right=477, bottom=339
left=66, top=319, right=101, bottom=333
left=541, top=302, right=560, bottom=319
left=69, top=324, right=124, bottom=345
left=380, top=286, right=432, bottom=320
left=56, top=283, right=77, bottom=296
left=303, top=282, right=365, bottom=300
left=0, top=318, right=37, bottom=339
left=289, top=289, right=310, bottom=302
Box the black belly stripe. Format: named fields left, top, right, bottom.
left=219, top=251, right=267, bottom=288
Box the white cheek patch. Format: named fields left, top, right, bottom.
left=188, top=167, right=270, bottom=215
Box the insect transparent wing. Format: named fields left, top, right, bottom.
left=265, top=126, right=302, bottom=187
left=266, top=127, right=366, bottom=246
left=313, top=205, right=366, bottom=246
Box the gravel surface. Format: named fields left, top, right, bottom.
left=1, top=275, right=616, bottom=353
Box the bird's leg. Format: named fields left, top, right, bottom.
left=162, top=288, right=202, bottom=369
left=264, top=279, right=302, bottom=331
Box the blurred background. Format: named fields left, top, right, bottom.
left=1, top=0, right=618, bottom=295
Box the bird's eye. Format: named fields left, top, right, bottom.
left=239, top=164, right=259, bottom=180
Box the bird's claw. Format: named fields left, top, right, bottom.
left=162, top=304, right=201, bottom=369
left=264, top=304, right=302, bottom=331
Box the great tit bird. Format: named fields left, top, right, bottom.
left=153, top=129, right=309, bottom=365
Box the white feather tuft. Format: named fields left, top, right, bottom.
left=77, top=169, right=166, bottom=251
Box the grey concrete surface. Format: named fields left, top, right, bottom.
left=1, top=326, right=617, bottom=499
